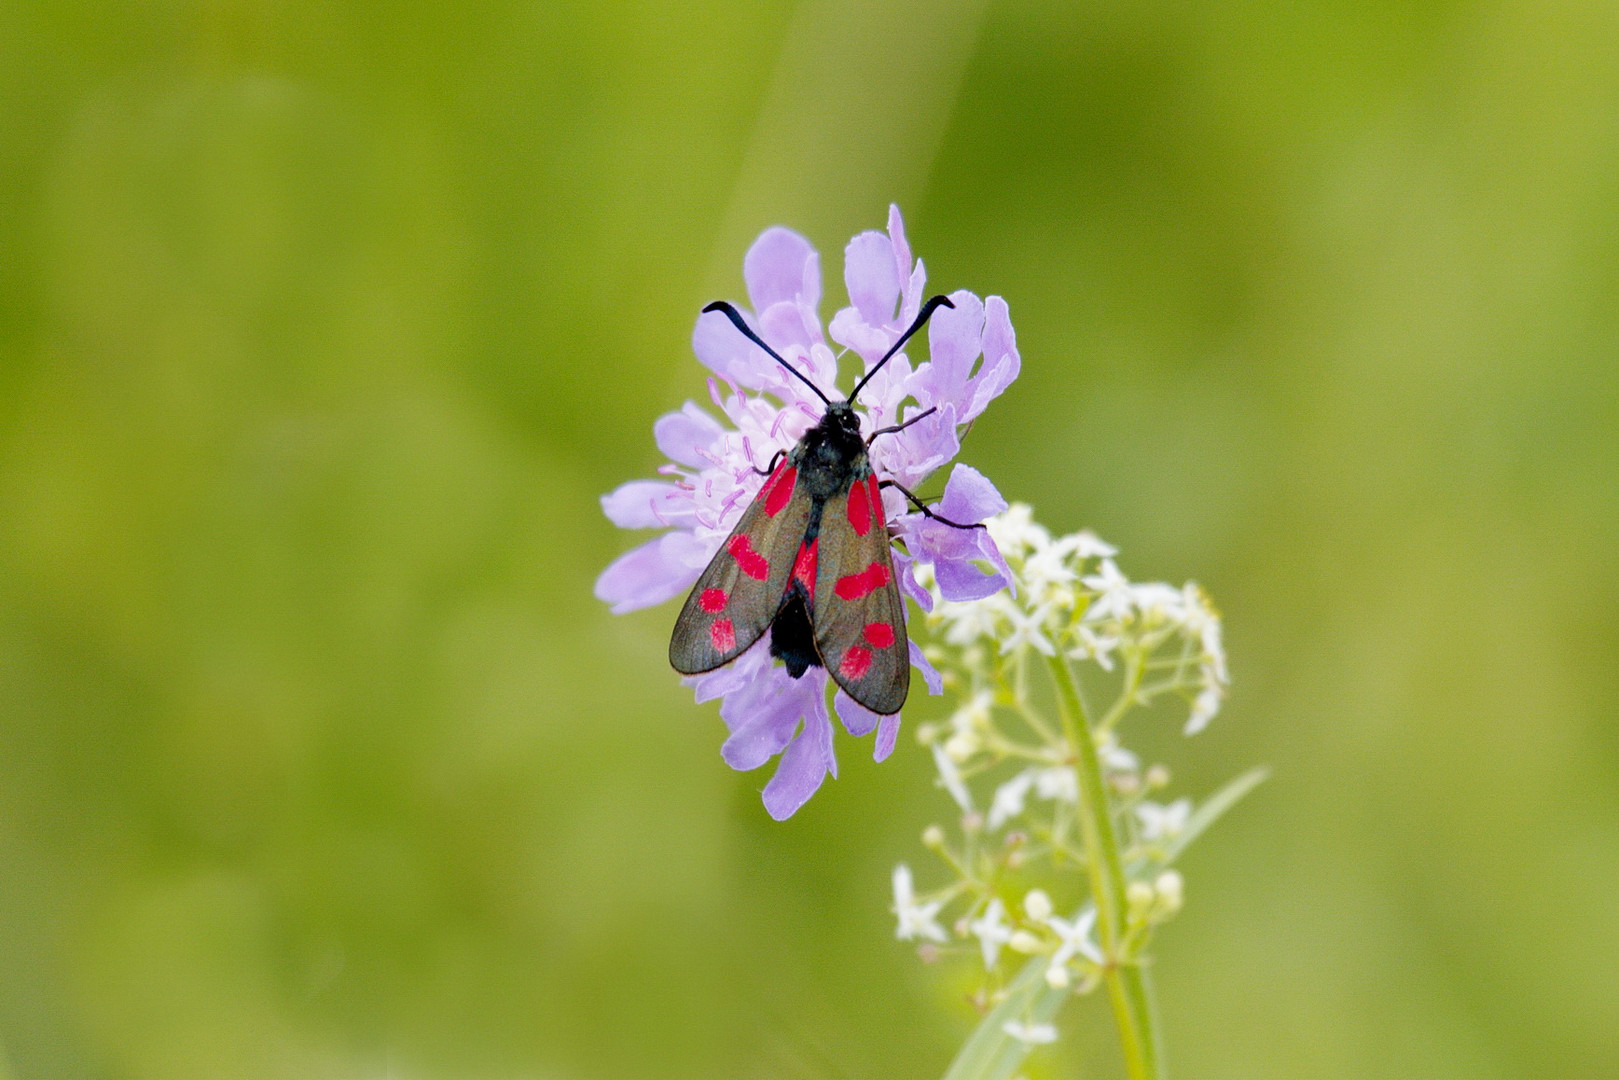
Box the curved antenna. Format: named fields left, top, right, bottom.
left=848, top=294, right=955, bottom=404
left=701, top=301, right=832, bottom=408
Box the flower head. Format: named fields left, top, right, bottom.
left=596, top=208, right=1019, bottom=818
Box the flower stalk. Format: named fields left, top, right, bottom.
left=1047, top=652, right=1161, bottom=1080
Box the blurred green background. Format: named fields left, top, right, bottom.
left=3, top=0, right=1618, bottom=1077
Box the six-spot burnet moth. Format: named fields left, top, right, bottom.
left=669, top=295, right=981, bottom=716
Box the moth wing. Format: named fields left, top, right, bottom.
left=669, top=463, right=811, bottom=674
left=813, top=473, right=909, bottom=715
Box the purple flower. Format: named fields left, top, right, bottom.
left=596, top=206, right=1019, bottom=819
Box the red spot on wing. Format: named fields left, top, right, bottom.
left=847, top=478, right=871, bottom=536
left=839, top=645, right=873, bottom=680
left=863, top=622, right=895, bottom=648
left=699, top=588, right=728, bottom=613
left=728, top=534, right=770, bottom=580
left=867, top=476, right=887, bottom=530
left=792, top=539, right=818, bottom=593
left=710, top=618, right=736, bottom=652
left=763, top=465, right=798, bottom=517
left=834, top=561, right=892, bottom=600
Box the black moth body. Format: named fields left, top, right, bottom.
left=668, top=399, right=910, bottom=715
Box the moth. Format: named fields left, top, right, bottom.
left=669, top=295, right=977, bottom=716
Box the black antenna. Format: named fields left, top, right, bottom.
left=701, top=301, right=832, bottom=407
left=848, top=294, right=955, bottom=403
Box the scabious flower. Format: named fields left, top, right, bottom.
left=596, top=207, right=1020, bottom=819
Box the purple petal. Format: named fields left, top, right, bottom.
left=938, top=463, right=1008, bottom=524
left=906, top=465, right=1013, bottom=602
left=653, top=403, right=724, bottom=468
left=890, top=206, right=926, bottom=324
left=600, top=480, right=693, bottom=529
left=594, top=531, right=712, bottom=613
left=894, top=548, right=934, bottom=613
left=909, top=638, right=943, bottom=695
left=879, top=403, right=960, bottom=489
left=745, top=227, right=818, bottom=314
left=721, top=699, right=800, bottom=770
left=762, top=700, right=835, bottom=820
left=919, top=518, right=1012, bottom=602
left=845, top=230, right=900, bottom=327
left=759, top=299, right=817, bottom=354
left=874, top=712, right=901, bottom=762
left=935, top=546, right=1012, bottom=602
left=688, top=663, right=748, bottom=705
left=693, top=307, right=775, bottom=389
left=902, top=259, right=927, bottom=327
left=887, top=205, right=913, bottom=303
left=829, top=306, right=893, bottom=365
left=924, top=290, right=986, bottom=405
left=965, top=295, right=1020, bottom=420
left=799, top=247, right=823, bottom=318
left=834, top=689, right=881, bottom=737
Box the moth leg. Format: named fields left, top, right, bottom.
left=752, top=449, right=787, bottom=477
left=879, top=478, right=986, bottom=531
left=866, top=406, right=937, bottom=447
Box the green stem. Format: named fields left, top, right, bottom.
left=1044, top=653, right=1163, bottom=1080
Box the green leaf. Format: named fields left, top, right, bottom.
left=940, top=955, right=1069, bottom=1080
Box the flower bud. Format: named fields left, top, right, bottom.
left=1155, top=870, right=1184, bottom=914
left=944, top=731, right=978, bottom=761
left=1045, top=962, right=1071, bottom=989
left=1110, top=772, right=1141, bottom=796
left=1145, top=764, right=1170, bottom=789
left=915, top=722, right=940, bottom=746
left=1126, top=881, right=1155, bottom=921
left=1009, top=930, right=1043, bottom=954
left=921, top=825, right=946, bottom=850
left=1023, top=889, right=1053, bottom=922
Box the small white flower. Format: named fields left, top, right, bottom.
left=969, top=897, right=1014, bottom=969
left=892, top=864, right=947, bottom=943
left=935, top=593, right=1008, bottom=646
left=1033, top=766, right=1078, bottom=804
left=1069, top=624, right=1120, bottom=671
left=988, top=770, right=1035, bottom=828
left=1130, top=582, right=1186, bottom=624
left=1135, top=798, right=1192, bottom=841
left=1046, top=907, right=1102, bottom=984
left=950, top=689, right=995, bottom=734
left=1070, top=529, right=1117, bottom=560
left=1022, top=542, right=1079, bottom=603
left=1098, top=739, right=1140, bottom=776
left=1081, top=559, right=1135, bottom=623
left=932, top=744, right=975, bottom=813
left=1002, top=1019, right=1059, bottom=1045
left=986, top=504, right=1050, bottom=560
left=999, top=602, right=1057, bottom=656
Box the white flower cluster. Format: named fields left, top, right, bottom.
left=925, top=503, right=1229, bottom=736
left=890, top=506, right=1248, bottom=1049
